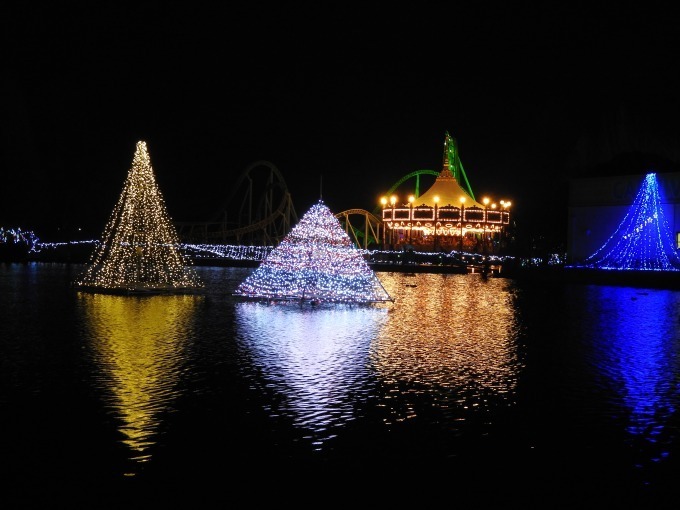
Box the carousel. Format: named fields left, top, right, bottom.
left=380, top=133, right=511, bottom=254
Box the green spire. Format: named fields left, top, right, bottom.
left=443, top=131, right=475, bottom=200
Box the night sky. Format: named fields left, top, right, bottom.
left=3, top=2, right=680, bottom=244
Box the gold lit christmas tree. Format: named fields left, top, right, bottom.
left=74, top=141, right=203, bottom=293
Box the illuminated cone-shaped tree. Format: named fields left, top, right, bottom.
left=581, top=172, right=680, bottom=271
left=234, top=199, right=392, bottom=303
left=75, top=141, right=203, bottom=292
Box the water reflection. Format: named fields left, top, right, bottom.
left=372, top=273, right=523, bottom=425
left=234, top=301, right=389, bottom=448
left=78, top=292, right=199, bottom=475
left=234, top=272, right=523, bottom=450
left=579, top=286, right=680, bottom=471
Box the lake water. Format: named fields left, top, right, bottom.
left=3, top=262, right=680, bottom=506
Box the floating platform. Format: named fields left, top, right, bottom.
left=73, top=283, right=203, bottom=295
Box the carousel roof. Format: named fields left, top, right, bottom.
left=414, top=164, right=485, bottom=210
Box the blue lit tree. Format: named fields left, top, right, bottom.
left=581, top=173, right=680, bottom=271
left=234, top=199, right=393, bottom=303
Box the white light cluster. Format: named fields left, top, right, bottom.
left=234, top=200, right=393, bottom=303
left=74, top=141, right=204, bottom=292
left=581, top=173, right=680, bottom=271
left=0, top=227, right=40, bottom=251
left=183, top=244, right=272, bottom=260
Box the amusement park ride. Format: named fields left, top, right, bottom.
left=379, top=132, right=511, bottom=254
left=175, top=160, right=298, bottom=246
left=175, top=132, right=512, bottom=255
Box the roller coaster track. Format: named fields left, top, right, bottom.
left=372, top=133, right=475, bottom=215
left=177, top=133, right=473, bottom=249
left=371, top=169, right=439, bottom=215
left=335, top=209, right=383, bottom=249
left=176, top=160, right=297, bottom=245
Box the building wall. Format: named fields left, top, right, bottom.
left=567, top=172, right=680, bottom=262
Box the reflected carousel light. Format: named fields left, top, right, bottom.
left=80, top=292, right=199, bottom=474
left=370, top=273, right=521, bottom=426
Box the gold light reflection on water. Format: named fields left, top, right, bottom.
left=79, top=292, right=198, bottom=474
left=373, top=273, right=523, bottom=424
left=234, top=302, right=389, bottom=447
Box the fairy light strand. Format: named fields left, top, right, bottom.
left=580, top=172, right=680, bottom=271
left=74, top=141, right=203, bottom=291
left=234, top=199, right=393, bottom=303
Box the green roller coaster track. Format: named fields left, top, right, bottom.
left=444, top=132, right=475, bottom=200
left=372, top=132, right=475, bottom=216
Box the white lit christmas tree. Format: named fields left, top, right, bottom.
left=580, top=172, right=680, bottom=271
left=74, top=141, right=203, bottom=292
left=234, top=199, right=393, bottom=303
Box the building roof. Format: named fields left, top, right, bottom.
left=414, top=164, right=485, bottom=210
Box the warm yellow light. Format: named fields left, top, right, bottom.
left=433, top=195, right=440, bottom=204
left=505, top=201, right=512, bottom=209
left=381, top=197, right=388, bottom=206
left=390, top=195, right=397, bottom=205
left=74, top=140, right=202, bottom=292
left=460, top=196, right=467, bottom=204
left=483, top=197, right=490, bottom=206
left=408, top=195, right=415, bottom=204
left=82, top=292, right=197, bottom=468
left=491, top=203, right=497, bottom=209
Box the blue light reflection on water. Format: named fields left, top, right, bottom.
left=565, top=285, right=680, bottom=474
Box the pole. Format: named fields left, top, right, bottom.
left=483, top=204, right=487, bottom=255
left=434, top=202, right=438, bottom=251
left=459, top=203, right=464, bottom=253
left=409, top=198, right=413, bottom=244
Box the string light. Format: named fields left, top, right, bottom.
left=183, top=244, right=272, bottom=261
left=234, top=199, right=393, bottom=303
left=74, top=141, right=203, bottom=292
left=579, top=173, right=680, bottom=271
left=0, top=227, right=40, bottom=252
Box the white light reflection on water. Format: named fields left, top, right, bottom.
left=234, top=271, right=523, bottom=450
left=78, top=292, right=200, bottom=476
left=234, top=301, right=390, bottom=449
left=372, top=272, right=524, bottom=427
left=571, top=286, right=680, bottom=474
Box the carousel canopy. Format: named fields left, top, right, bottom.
left=414, top=167, right=485, bottom=209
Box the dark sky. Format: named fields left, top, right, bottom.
left=3, top=2, right=680, bottom=241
